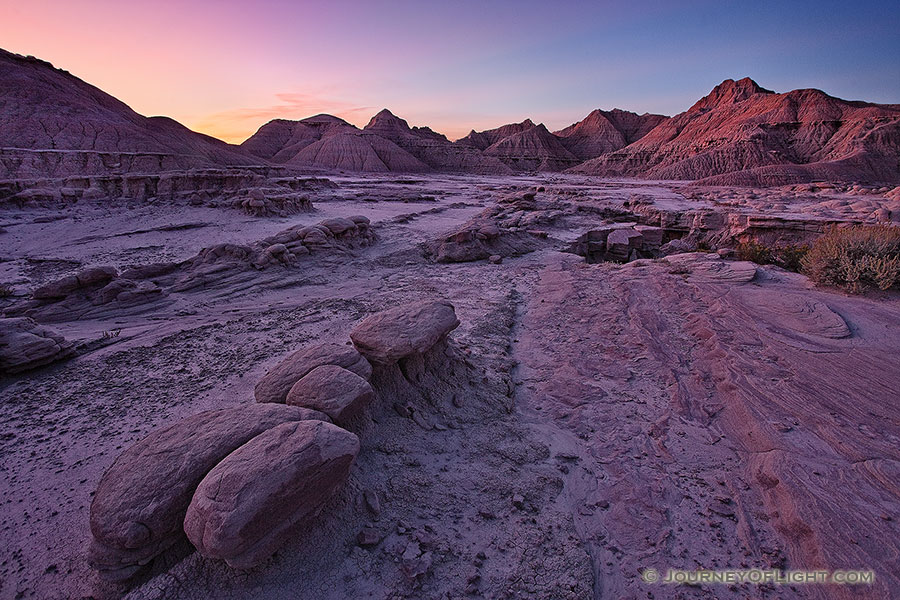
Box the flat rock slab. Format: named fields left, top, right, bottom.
left=349, top=300, right=460, bottom=364
left=88, top=404, right=327, bottom=580
left=254, top=342, right=372, bottom=404
left=184, top=420, right=359, bottom=569
left=286, top=364, right=374, bottom=425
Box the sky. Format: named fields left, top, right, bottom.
left=2, top=0, right=898, bottom=143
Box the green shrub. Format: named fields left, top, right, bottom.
left=801, top=224, right=900, bottom=293
left=736, top=240, right=808, bottom=272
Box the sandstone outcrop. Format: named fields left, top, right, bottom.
left=88, top=404, right=326, bottom=580
left=286, top=364, right=374, bottom=425
left=183, top=420, right=359, bottom=569
left=9, top=216, right=375, bottom=321
left=421, top=191, right=554, bottom=262
left=255, top=342, right=372, bottom=404
left=0, top=316, right=74, bottom=373
left=349, top=300, right=460, bottom=364
left=0, top=169, right=327, bottom=214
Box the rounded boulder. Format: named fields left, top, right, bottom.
left=286, top=364, right=374, bottom=425
left=184, top=420, right=359, bottom=569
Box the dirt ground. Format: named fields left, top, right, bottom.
left=1, top=174, right=898, bottom=600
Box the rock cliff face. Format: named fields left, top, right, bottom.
left=571, top=77, right=900, bottom=184
left=0, top=49, right=258, bottom=178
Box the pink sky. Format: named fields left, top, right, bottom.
left=2, top=0, right=897, bottom=144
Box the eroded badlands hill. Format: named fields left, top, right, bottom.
left=571, top=78, right=900, bottom=185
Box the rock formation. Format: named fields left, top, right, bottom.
left=455, top=119, right=538, bottom=151
left=482, top=123, right=580, bottom=171
left=255, top=342, right=373, bottom=404
left=240, top=115, right=358, bottom=161
left=362, top=109, right=513, bottom=174
left=571, top=77, right=900, bottom=185
left=421, top=191, right=554, bottom=262
left=88, top=404, right=326, bottom=581
left=8, top=216, right=375, bottom=322
left=183, top=420, right=359, bottom=569
left=349, top=300, right=460, bottom=365
left=285, top=364, right=375, bottom=425
left=290, top=132, right=430, bottom=172
left=0, top=316, right=74, bottom=373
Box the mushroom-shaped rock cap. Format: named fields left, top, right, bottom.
left=350, top=300, right=460, bottom=364
left=88, top=404, right=327, bottom=580
left=184, top=420, right=360, bottom=569
left=254, top=342, right=372, bottom=404
left=286, top=364, right=374, bottom=425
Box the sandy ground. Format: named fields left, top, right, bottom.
left=0, top=174, right=898, bottom=600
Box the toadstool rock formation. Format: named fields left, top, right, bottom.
left=349, top=300, right=460, bottom=365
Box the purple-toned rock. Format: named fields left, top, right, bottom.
left=88, top=404, right=327, bottom=581
left=286, top=364, right=374, bottom=425
left=184, top=420, right=359, bottom=569
left=31, top=265, right=118, bottom=299
left=350, top=300, right=460, bottom=364
left=0, top=317, right=74, bottom=373
left=254, top=342, right=372, bottom=404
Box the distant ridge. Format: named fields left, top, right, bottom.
left=2, top=47, right=898, bottom=184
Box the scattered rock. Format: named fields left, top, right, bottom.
left=363, top=489, right=381, bottom=516
left=357, top=526, right=381, bottom=547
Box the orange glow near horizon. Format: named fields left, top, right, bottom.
left=2, top=0, right=898, bottom=145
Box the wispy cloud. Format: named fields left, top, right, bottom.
left=190, top=93, right=374, bottom=144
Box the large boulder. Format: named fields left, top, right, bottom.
left=286, top=364, right=374, bottom=425
left=0, top=317, right=74, bottom=373
left=349, top=300, right=460, bottom=364
left=254, top=342, right=372, bottom=404
left=184, top=420, right=359, bottom=569
left=88, top=404, right=327, bottom=581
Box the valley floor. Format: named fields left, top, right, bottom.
left=0, top=175, right=897, bottom=600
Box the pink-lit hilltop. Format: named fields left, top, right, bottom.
left=2, top=49, right=899, bottom=186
